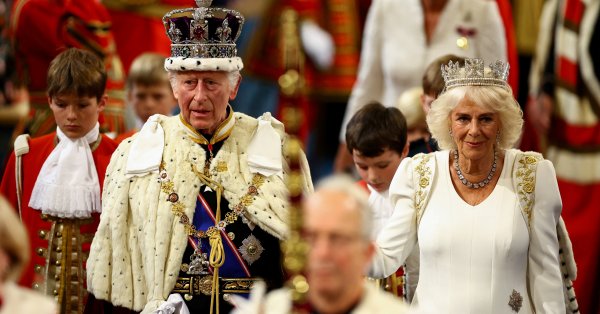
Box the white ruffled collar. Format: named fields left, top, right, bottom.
left=29, top=123, right=101, bottom=218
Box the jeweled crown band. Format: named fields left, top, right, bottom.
left=441, top=58, right=510, bottom=92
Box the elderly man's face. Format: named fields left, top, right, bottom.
left=172, top=71, right=239, bottom=134
left=303, top=190, right=374, bottom=304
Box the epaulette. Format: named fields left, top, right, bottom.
left=14, top=134, right=30, bottom=157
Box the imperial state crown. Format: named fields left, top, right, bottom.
left=162, top=0, right=245, bottom=72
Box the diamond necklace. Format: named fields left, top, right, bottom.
left=453, top=149, right=498, bottom=189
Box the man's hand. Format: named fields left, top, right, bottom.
left=525, top=93, right=554, bottom=138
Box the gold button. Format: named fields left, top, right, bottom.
left=223, top=293, right=231, bottom=302
left=32, top=283, right=39, bottom=290
left=41, top=214, right=49, bottom=221
left=55, top=274, right=60, bottom=280
left=53, top=289, right=58, bottom=296
left=55, top=260, right=61, bottom=266
left=38, top=230, right=47, bottom=239
left=34, top=265, right=43, bottom=273
left=184, top=294, right=193, bottom=301
left=56, top=246, right=62, bottom=253
left=456, top=36, right=468, bottom=49
left=55, top=231, right=62, bottom=238
left=36, top=248, right=45, bottom=256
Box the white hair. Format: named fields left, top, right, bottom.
left=314, top=175, right=373, bottom=242
left=167, top=70, right=241, bottom=92
left=427, top=85, right=523, bottom=151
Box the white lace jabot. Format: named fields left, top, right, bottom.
left=29, top=123, right=101, bottom=218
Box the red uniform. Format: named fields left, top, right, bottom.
left=10, top=0, right=126, bottom=137
left=0, top=133, right=117, bottom=313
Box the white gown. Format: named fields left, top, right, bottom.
left=370, top=149, right=565, bottom=313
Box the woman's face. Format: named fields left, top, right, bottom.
left=450, top=96, right=500, bottom=162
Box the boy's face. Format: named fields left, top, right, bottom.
left=48, top=93, right=106, bottom=139
left=128, top=83, right=176, bottom=123
left=352, top=148, right=404, bottom=193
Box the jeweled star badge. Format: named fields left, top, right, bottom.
left=239, top=234, right=264, bottom=265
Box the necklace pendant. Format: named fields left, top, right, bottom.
left=187, top=249, right=210, bottom=275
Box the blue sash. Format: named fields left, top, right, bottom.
left=192, top=193, right=251, bottom=278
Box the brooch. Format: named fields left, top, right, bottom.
left=508, top=289, right=523, bottom=312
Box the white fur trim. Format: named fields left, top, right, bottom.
left=164, top=56, right=243, bottom=72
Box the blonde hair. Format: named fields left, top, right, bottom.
left=396, top=87, right=425, bottom=129
left=127, top=53, right=170, bottom=90
left=0, top=195, right=30, bottom=282
left=427, top=85, right=523, bottom=151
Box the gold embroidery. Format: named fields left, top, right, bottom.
left=515, top=153, right=542, bottom=228
left=414, top=154, right=432, bottom=225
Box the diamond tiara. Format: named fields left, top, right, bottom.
left=441, top=58, right=510, bottom=92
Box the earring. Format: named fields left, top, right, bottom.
left=496, top=131, right=501, bottom=144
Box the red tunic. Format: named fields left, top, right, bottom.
left=0, top=133, right=116, bottom=312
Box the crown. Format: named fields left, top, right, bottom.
left=162, top=0, right=245, bottom=72
left=441, top=58, right=509, bottom=92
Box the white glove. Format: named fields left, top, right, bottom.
left=152, top=294, right=190, bottom=314
left=229, top=281, right=267, bottom=314
left=300, top=20, right=335, bottom=70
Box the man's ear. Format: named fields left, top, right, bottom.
left=229, top=75, right=242, bottom=100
